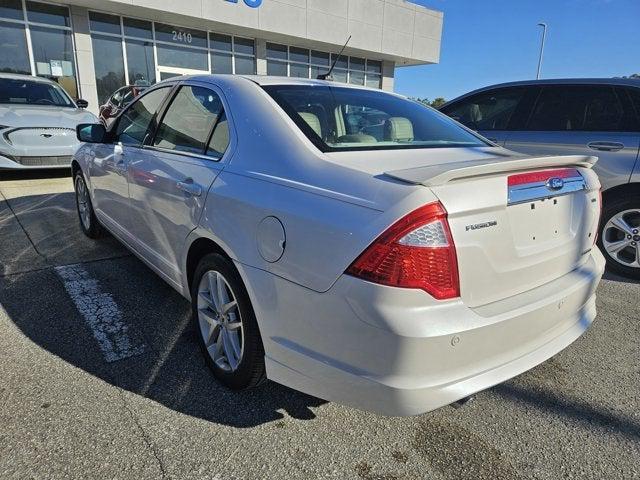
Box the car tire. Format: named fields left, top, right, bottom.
left=191, top=253, right=266, bottom=390
left=73, top=171, right=103, bottom=239
left=597, top=191, right=640, bottom=279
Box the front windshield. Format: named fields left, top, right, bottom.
left=264, top=84, right=488, bottom=152
left=0, top=78, right=74, bottom=107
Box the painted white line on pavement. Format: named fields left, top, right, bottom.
left=55, top=263, right=146, bottom=363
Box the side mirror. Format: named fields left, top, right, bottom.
left=76, top=98, right=89, bottom=109
left=77, top=123, right=107, bottom=143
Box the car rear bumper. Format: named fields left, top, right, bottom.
left=238, top=248, right=605, bottom=416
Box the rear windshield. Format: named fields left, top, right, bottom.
left=0, top=78, right=74, bottom=107
left=263, top=84, right=488, bottom=152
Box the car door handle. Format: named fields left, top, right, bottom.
left=176, top=179, right=202, bottom=197
left=587, top=141, right=624, bottom=152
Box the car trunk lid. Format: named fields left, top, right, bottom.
left=385, top=155, right=601, bottom=307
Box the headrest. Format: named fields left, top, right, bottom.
left=337, top=134, right=377, bottom=144
left=385, top=117, right=414, bottom=142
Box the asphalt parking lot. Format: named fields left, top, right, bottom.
left=0, top=170, right=639, bottom=480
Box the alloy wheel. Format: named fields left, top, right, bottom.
left=197, top=270, right=244, bottom=371
left=75, top=176, right=91, bottom=231
left=602, top=209, right=640, bottom=269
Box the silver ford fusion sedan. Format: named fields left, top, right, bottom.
left=71, top=75, right=604, bottom=416
left=0, top=73, right=96, bottom=170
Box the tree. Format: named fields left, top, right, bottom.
left=412, top=97, right=447, bottom=109
left=430, top=97, right=447, bottom=109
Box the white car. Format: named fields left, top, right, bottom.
left=71, top=75, right=604, bottom=416
left=0, top=73, right=96, bottom=169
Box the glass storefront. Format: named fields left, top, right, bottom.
left=0, top=3, right=387, bottom=107
left=0, top=0, right=77, bottom=98
left=88, top=11, right=258, bottom=104
left=266, top=43, right=382, bottom=88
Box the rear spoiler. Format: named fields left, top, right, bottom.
left=384, top=155, right=597, bottom=187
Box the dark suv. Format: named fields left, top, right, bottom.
left=440, top=79, right=640, bottom=278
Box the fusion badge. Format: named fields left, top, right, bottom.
left=465, top=221, right=498, bottom=232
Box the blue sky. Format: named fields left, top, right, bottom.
left=396, top=0, right=640, bottom=101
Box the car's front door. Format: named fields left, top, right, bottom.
left=90, top=86, right=173, bottom=235
left=127, top=82, right=232, bottom=284
left=439, top=86, right=532, bottom=145
left=503, top=84, right=640, bottom=191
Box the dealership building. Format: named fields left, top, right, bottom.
left=0, top=0, right=443, bottom=113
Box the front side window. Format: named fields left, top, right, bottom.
left=265, top=85, right=488, bottom=152
left=0, top=78, right=73, bottom=107
left=527, top=85, right=626, bottom=132
left=153, top=85, right=228, bottom=157
left=441, top=88, right=525, bottom=131
left=115, top=86, right=170, bottom=146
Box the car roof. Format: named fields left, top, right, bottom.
left=158, top=73, right=389, bottom=94
left=443, top=77, right=640, bottom=106
left=0, top=72, right=58, bottom=84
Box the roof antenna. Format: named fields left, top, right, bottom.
left=317, top=35, right=352, bottom=81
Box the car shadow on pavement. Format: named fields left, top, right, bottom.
left=493, top=382, right=640, bottom=442
left=0, top=190, right=326, bottom=428
left=1, top=258, right=327, bottom=428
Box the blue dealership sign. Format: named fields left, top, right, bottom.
left=225, top=0, right=263, bottom=7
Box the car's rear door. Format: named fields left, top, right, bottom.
left=504, top=84, right=640, bottom=191
left=440, top=86, right=533, bottom=145
left=90, top=85, right=172, bottom=234
left=127, top=81, right=232, bottom=285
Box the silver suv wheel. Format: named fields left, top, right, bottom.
left=196, top=270, right=244, bottom=372
left=602, top=209, right=640, bottom=269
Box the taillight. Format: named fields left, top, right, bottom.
left=507, top=168, right=581, bottom=186
left=346, top=202, right=460, bottom=300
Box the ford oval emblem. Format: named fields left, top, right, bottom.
left=40, top=133, right=53, bottom=138
left=546, top=177, right=564, bottom=190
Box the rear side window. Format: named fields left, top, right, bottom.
left=115, top=86, right=170, bottom=146
left=623, top=87, right=640, bottom=131
left=526, top=85, right=627, bottom=132
left=264, top=85, right=487, bottom=152
left=153, top=85, right=229, bottom=158
left=441, top=88, right=526, bottom=131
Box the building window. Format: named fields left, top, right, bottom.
left=0, top=22, right=31, bottom=75
left=266, top=42, right=287, bottom=76
left=91, top=34, right=125, bottom=104
left=125, top=39, right=155, bottom=86
left=0, top=1, right=78, bottom=98
left=26, top=1, right=70, bottom=27
left=88, top=10, right=257, bottom=101
left=265, top=43, right=382, bottom=88
left=232, top=36, right=255, bottom=74
left=210, top=33, right=255, bottom=75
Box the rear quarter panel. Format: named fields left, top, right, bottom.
left=181, top=77, right=437, bottom=293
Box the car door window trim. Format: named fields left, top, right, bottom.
left=148, top=82, right=230, bottom=161
left=109, top=83, right=176, bottom=146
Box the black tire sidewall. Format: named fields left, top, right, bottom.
left=598, top=192, right=640, bottom=279
left=73, top=172, right=102, bottom=239
left=190, top=253, right=265, bottom=390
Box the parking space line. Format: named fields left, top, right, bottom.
left=55, top=263, right=146, bottom=363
